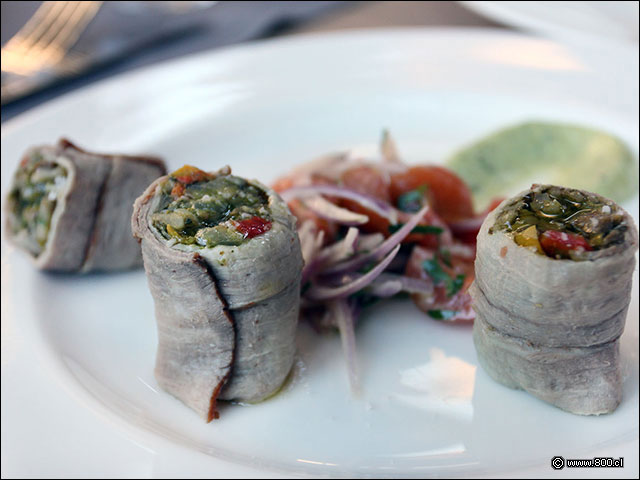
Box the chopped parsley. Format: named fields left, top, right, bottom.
left=422, top=258, right=465, bottom=297
left=438, top=247, right=452, bottom=267
left=422, top=258, right=449, bottom=284
left=447, top=274, right=465, bottom=297
left=427, top=309, right=458, bottom=320
left=397, top=185, right=427, bottom=212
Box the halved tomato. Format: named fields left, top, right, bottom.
left=390, top=166, right=474, bottom=223
left=339, top=164, right=392, bottom=233
left=271, top=175, right=295, bottom=193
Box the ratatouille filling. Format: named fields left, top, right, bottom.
left=152, top=165, right=272, bottom=247
left=490, top=185, right=628, bottom=260
left=8, top=152, right=68, bottom=256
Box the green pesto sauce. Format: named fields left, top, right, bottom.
left=8, top=152, right=68, bottom=255
left=447, top=122, right=638, bottom=211
left=152, top=173, right=270, bottom=247
left=490, top=185, right=627, bottom=250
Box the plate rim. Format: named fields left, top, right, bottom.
left=2, top=25, right=638, bottom=137
left=458, top=0, right=640, bottom=45
left=1, top=26, right=638, bottom=479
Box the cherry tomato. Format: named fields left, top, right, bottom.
left=539, top=230, right=592, bottom=258
left=390, top=166, right=474, bottom=222
left=271, top=175, right=295, bottom=193
left=339, top=165, right=392, bottom=233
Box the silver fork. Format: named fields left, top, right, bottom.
left=1, top=1, right=102, bottom=104
left=2, top=1, right=102, bottom=76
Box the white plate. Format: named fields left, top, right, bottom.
left=460, top=1, right=639, bottom=44
left=1, top=28, right=639, bottom=478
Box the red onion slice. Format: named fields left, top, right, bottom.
left=280, top=185, right=398, bottom=224
left=321, top=204, right=429, bottom=275
left=298, top=220, right=325, bottom=265
left=448, top=215, right=485, bottom=239
left=302, top=227, right=359, bottom=284
left=305, top=244, right=401, bottom=301
left=329, top=299, right=360, bottom=393
left=315, top=227, right=359, bottom=264
left=366, top=273, right=434, bottom=298
left=303, top=196, right=369, bottom=225
left=356, top=233, right=385, bottom=252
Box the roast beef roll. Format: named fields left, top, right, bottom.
left=132, top=165, right=303, bottom=421
left=5, top=139, right=166, bottom=272
left=471, top=184, right=638, bottom=415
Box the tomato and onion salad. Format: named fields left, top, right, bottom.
left=275, top=158, right=484, bottom=321
left=273, top=135, right=503, bottom=391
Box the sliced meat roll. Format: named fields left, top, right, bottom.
left=471, top=184, right=638, bottom=415
left=5, top=138, right=166, bottom=272
left=132, top=165, right=303, bottom=421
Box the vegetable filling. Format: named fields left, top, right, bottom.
left=7, top=152, right=68, bottom=256
left=152, top=165, right=272, bottom=247
left=490, top=185, right=628, bottom=260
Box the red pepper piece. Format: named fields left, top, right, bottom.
left=171, top=182, right=186, bottom=198
left=170, top=165, right=212, bottom=185
left=235, top=217, right=272, bottom=238
left=539, top=230, right=593, bottom=258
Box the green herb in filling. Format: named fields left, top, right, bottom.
left=8, top=152, right=68, bottom=255
left=490, top=185, right=627, bottom=257
left=152, top=165, right=271, bottom=247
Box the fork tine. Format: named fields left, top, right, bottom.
left=2, top=1, right=101, bottom=76
left=28, top=2, right=82, bottom=52
left=2, top=2, right=74, bottom=74
left=48, top=2, right=102, bottom=54
left=4, top=2, right=68, bottom=52
left=31, top=2, right=94, bottom=66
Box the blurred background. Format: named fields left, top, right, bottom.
left=2, top=1, right=638, bottom=123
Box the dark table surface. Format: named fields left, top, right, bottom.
left=1, top=1, right=502, bottom=124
